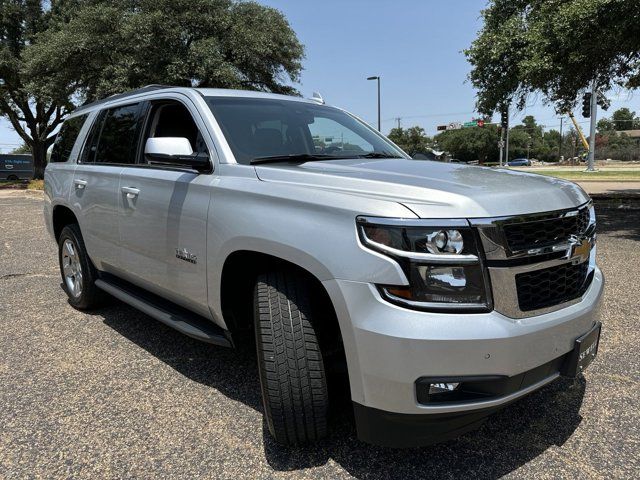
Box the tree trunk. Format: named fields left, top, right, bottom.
left=31, top=141, right=47, bottom=179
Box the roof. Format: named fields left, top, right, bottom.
left=71, top=85, right=317, bottom=116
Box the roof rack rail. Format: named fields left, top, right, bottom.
left=73, top=84, right=176, bottom=114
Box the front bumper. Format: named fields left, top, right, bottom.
left=322, top=266, right=604, bottom=446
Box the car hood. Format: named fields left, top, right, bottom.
left=254, top=159, right=590, bottom=218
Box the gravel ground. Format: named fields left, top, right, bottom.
left=0, top=194, right=638, bottom=479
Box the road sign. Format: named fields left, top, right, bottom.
left=463, top=119, right=485, bottom=128
left=448, top=122, right=462, bottom=130
left=498, top=140, right=505, bottom=148
left=437, top=125, right=447, bottom=131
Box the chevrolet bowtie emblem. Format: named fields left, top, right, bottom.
left=566, top=235, right=591, bottom=264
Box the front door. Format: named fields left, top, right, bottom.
left=117, top=99, right=213, bottom=318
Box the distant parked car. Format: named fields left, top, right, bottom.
left=0, top=154, right=34, bottom=180
left=507, top=158, right=531, bottom=167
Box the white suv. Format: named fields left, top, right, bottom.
left=44, top=85, right=603, bottom=447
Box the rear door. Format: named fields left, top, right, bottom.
left=117, top=98, right=214, bottom=318
left=71, top=103, right=143, bottom=271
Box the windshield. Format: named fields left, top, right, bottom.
left=205, top=97, right=407, bottom=165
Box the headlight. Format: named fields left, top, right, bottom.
left=357, top=217, right=492, bottom=312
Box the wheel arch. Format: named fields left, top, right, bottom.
left=52, top=204, right=79, bottom=241
left=218, top=249, right=347, bottom=371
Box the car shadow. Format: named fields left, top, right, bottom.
left=594, top=199, right=640, bottom=242
left=93, top=300, right=587, bottom=480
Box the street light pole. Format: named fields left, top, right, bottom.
left=367, top=76, right=381, bottom=131
left=559, top=117, right=563, bottom=161
left=587, top=79, right=598, bottom=172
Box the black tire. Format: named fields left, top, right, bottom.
left=58, top=224, right=103, bottom=310
left=7, top=174, right=18, bottom=181
left=254, top=270, right=328, bottom=445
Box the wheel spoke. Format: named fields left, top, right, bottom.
left=64, top=240, right=75, bottom=258
left=63, top=262, right=73, bottom=277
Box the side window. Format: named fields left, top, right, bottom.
left=94, top=103, right=142, bottom=164
left=80, top=110, right=106, bottom=164
left=144, top=102, right=207, bottom=160
left=50, top=114, right=88, bottom=163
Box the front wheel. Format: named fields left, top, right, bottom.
left=254, top=270, right=328, bottom=445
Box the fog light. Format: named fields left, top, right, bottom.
left=429, top=382, right=460, bottom=395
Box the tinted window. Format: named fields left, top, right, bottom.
left=206, top=97, right=406, bottom=165
left=80, top=111, right=106, bottom=164
left=146, top=102, right=207, bottom=156
left=94, top=103, right=142, bottom=164
left=50, top=114, right=88, bottom=163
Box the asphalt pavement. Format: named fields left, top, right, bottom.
left=0, top=193, right=638, bottom=479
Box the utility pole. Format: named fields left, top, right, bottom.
left=498, top=128, right=504, bottom=167
left=395, top=117, right=401, bottom=129
left=559, top=117, right=563, bottom=160
left=505, top=122, right=510, bottom=166
left=499, top=103, right=509, bottom=167
left=586, top=80, right=597, bottom=171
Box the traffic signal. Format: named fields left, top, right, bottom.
left=597, top=92, right=610, bottom=111
left=582, top=93, right=592, bottom=118
left=500, top=104, right=509, bottom=129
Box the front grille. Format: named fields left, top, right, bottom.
left=503, top=207, right=590, bottom=252
left=516, top=261, right=590, bottom=311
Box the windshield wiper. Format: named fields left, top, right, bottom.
left=355, top=152, right=403, bottom=159
left=250, top=153, right=351, bottom=165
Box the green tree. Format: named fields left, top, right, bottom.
left=466, top=1, right=640, bottom=114
left=0, top=2, right=59, bottom=179
left=435, top=125, right=500, bottom=163
left=1, top=1, right=304, bottom=178
left=610, top=108, right=640, bottom=131
left=541, top=129, right=562, bottom=162
left=597, top=118, right=616, bottom=132
left=387, top=126, right=432, bottom=156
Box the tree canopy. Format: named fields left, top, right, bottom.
left=597, top=108, right=640, bottom=131
left=387, top=126, right=433, bottom=156
left=0, top=0, right=305, bottom=177
left=435, top=125, right=501, bottom=163
left=466, top=0, right=640, bottom=114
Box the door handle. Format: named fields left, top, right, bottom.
left=74, top=179, right=87, bottom=189
left=121, top=186, right=140, bottom=199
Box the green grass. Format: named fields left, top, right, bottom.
left=517, top=169, right=640, bottom=181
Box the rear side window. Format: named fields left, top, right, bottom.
left=82, top=103, right=142, bottom=165
left=50, top=114, right=88, bottom=163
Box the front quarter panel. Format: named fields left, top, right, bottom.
left=207, top=164, right=416, bottom=323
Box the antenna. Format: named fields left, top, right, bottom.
left=311, top=92, right=325, bottom=104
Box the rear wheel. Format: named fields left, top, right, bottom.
left=7, top=174, right=18, bottom=181
left=254, top=270, right=328, bottom=445
left=58, top=224, right=103, bottom=310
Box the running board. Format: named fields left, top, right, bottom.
left=95, top=276, right=232, bottom=348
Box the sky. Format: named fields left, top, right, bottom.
left=2, top=0, right=640, bottom=152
